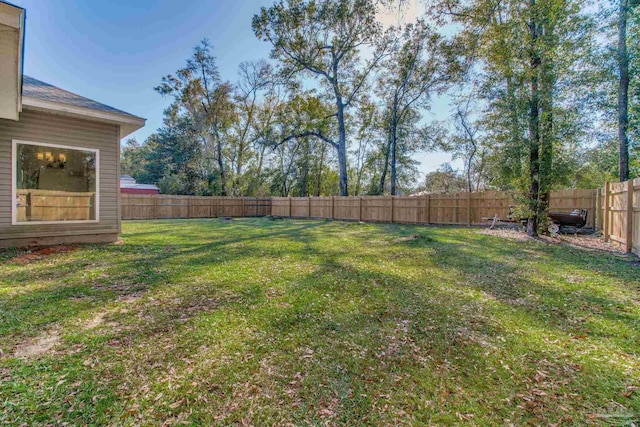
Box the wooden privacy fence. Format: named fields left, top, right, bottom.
left=599, top=178, right=639, bottom=255
left=272, top=189, right=598, bottom=228
left=122, top=189, right=597, bottom=228
left=120, top=194, right=271, bottom=220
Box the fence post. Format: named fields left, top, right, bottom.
left=467, top=192, right=472, bottom=226
left=425, top=195, right=430, bottom=224
left=358, top=197, right=362, bottom=222
left=288, top=197, right=292, bottom=218
left=331, top=196, right=335, bottom=220
left=390, top=196, right=394, bottom=223
left=153, top=195, right=159, bottom=220
left=595, top=188, right=602, bottom=231
left=445, top=193, right=460, bottom=224
left=626, top=180, right=634, bottom=253
left=603, top=182, right=610, bottom=242
left=308, top=196, right=311, bottom=218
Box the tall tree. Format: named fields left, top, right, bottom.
left=617, top=0, right=639, bottom=181
left=376, top=21, right=459, bottom=194
left=264, top=93, right=335, bottom=195
left=446, top=94, right=488, bottom=192
left=155, top=40, right=236, bottom=196
left=253, top=0, right=388, bottom=195
left=229, top=60, right=274, bottom=195
left=350, top=98, right=382, bottom=195
left=430, top=0, right=589, bottom=236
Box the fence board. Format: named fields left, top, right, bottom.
left=121, top=195, right=270, bottom=220
left=290, top=197, right=310, bottom=218
left=309, top=197, right=333, bottom=219
left=601, top=179, right=639, bottom=254
left=361, top=196, right=393, bottom=222
left=335, top=197, right=361, bottom=221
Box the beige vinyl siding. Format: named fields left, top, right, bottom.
left=0, top=16, right=21, bottom=121
left=0, top=109, right=120, bottom=244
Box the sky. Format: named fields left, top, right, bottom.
left=13, top=0, right=460, bottom=177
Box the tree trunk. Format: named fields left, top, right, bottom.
left=526, top=0, right=541, bottom=237
left=390, top=133, right=397, bottom=195
left=465, top=135, right=476, bottom=193
left=466, top=157, right=473, bottom=193
left=539, top=54, right=555, bottom=234
left=234, top=145, right=244, bottom=196
left=539, top=106, right=553, bottom=233
left=390, top=108, right=399, bottom=195
left=299, top=137, right=310, bottom=197
left=379, top=132, right=392, bottom=195
left=618, top=0, right=630, bottom=182
left=334, top=84, right=349, bottom=196
left=216, top=135, right=227, bottom=196
left=315, top=143, right=325, bottom=197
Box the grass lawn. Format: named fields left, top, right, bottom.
left=1, top=218, right=639, bottom=426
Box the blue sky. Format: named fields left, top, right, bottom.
left=13, top=0, right=458, bottom=176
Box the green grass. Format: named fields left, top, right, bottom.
left=1, top=218, right=639, bottom=426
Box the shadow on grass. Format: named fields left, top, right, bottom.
left=1, top=218, right=639, bottom=425
left=0, top=219, right=328, bottom=338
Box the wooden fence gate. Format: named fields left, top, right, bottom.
left=599, top=178, right=640, bottom=255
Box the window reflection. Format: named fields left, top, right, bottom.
left=15, top=142, right=98, bottom=222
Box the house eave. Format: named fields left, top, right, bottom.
left=22, top=96, right=146, bottom=138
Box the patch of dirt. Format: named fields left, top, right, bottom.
left=565, top=274, right=587, bottom=284
left=0, top=368, right=12, bottom=381
left=482, top=228, right=628, bottom=256
left=93, top=279, right=149, bottom=296
left=395, top=234, right=421, bottom=242
left=394, top=234, right=433, bottom=243
left=13, top=328, right=60, bottom=358
left=8, top=245, right=78, bottom=264
left=117, top=292, right=144, bottom=303
left=481, top=227, right=531, bottom=242
left=84, top=312, right=106, bottom=329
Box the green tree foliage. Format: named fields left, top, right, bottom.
left=120, top=138, right=153, bottom=183
left=253, top=0, right=389, bottom=195
left=427, top=0, right=594, bottom=235
left=121, top=0, right=638, bottom=207
left=376, top=20, right=460, bottom=195
left=444, top=93, right=490, bottom=192
left=419, top=163, right=467, bottom=194
left=155, top=40, right=237, bottom=195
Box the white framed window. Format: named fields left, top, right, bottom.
left=12, top=140, right=100, bottom=225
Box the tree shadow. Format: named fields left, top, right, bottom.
left=1, top=219, right=639, bottom=425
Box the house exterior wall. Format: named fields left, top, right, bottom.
left=0, top=22, right=20, bottom=121
left=0, top=2, right=23, bottom=121
left=0, top=109, right=121, bottom=248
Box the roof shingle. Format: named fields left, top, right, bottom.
left=22, top=75, right=142, bottom=119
